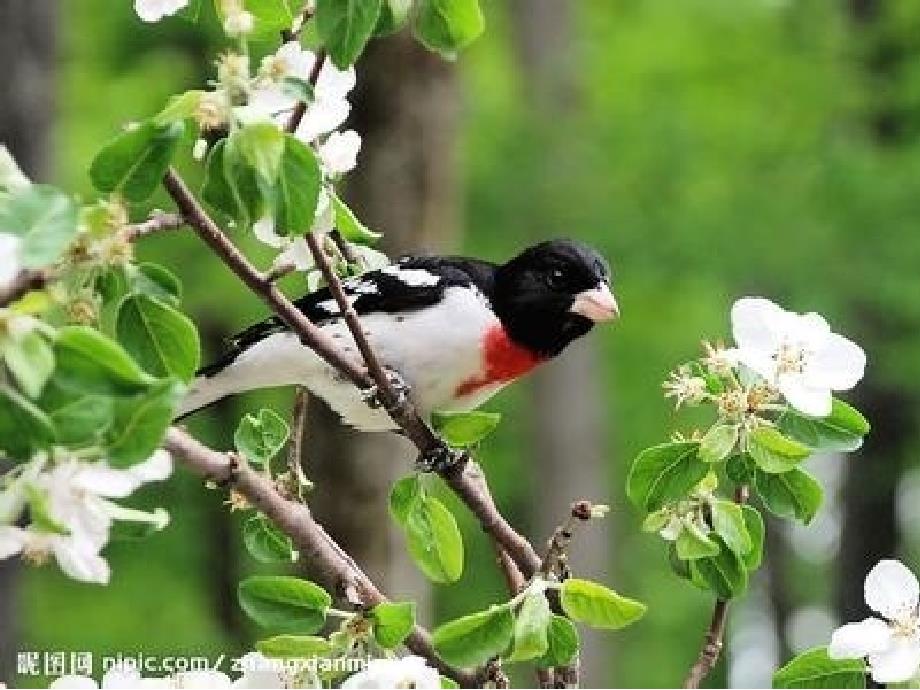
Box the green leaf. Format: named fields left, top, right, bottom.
left=389, top=475, right=423, bottom=524
left=676, top=522, right=721, bottom=560
left=749, top=426, right=812, bottom=474
left=235, top=123, right=286, bottom=185
left=0, top=185, right=79, bottom=268
left=710, top=499, right=753, bottom=559
left=375, top=0, right=413, bottom=35
left=238, top=576, right=331, bottom=632
left=274, top=135, right=322, bottom=235
left=2, top=330, right=54, bottom=399
left=105, top=380, right=184, bottom=467
left=202, top=140, right=246, bottom=225
left=154, top=90, right=205, bottom=126
left=440, top=678, right=459, bottom=689
left=38, top=381, right=113, bottom=446
left=390, top=476, right=464, bottom=583
left=116, top=294, right=200, bottom=382
left=405, top=495, right=464, bottom=583
left=370, top=601, right=416, bottom=649
left=772, top=646, right=866, bottom=689
left=559, top=579, right=646, bottom=630
left=699, top=424, right=739, bottom=463
left=0, top=385, right=55, bottom=459
left=244, top=0, right=295, bottom=39
left=741, top=505, right=765, bottom=571
left=535, top=615, right=579, bottom=669
left=626, top=442, right=707, bottom=512
left=54, top=327, right=154, bottom=395
left=413, top=0, right=484, bottom=57
left=755, top=467, right=823, bottom=525
left=507, top=592, right=552, bottom=662
left=223, top=134, right=268, bottom=229
left=133, top=262, right=183, bottom=305
left=431, top=410, right=501, bottom=447
left=315, top=0, right=383, bottom=69
left=234, top=408, right=291, bottom=466
left=689, top=537, right=748, bottom=599
left=776, top=399, right=870, bottom=453
left=332, top=193, right=382, bottom=245
left=90, top=121, right=185, bottom=203
left=244, top=515, right=296, bottom=564
left=257, top=635, right=333, bottom=659
left=725, top=453, right=756, bottom=483
left=432, top=605, right=514, bottom=668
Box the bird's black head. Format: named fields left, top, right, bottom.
left=492, top=239, right=618, bottom=357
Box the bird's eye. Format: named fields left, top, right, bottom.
left=547, top=268, right=566, bottom=289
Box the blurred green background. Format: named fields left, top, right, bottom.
left=4, top=0, right=920, bottom=687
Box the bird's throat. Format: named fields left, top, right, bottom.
left=455, top=323, right=545, bottom=397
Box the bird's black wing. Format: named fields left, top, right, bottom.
left=199, top=255, right=497, bottom=377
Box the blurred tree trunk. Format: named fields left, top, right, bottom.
left=306, top=34, right=461, bottom=608
left=837, top=0, right=915, bottom=624
left=509, top=1, right=612, bottom=686
left=0, top=0, right=56, bottom=680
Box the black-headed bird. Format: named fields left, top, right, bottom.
left=178, top=239, right=618, bottom=431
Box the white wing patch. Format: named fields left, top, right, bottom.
left=380, top=265, right=440, bottom=287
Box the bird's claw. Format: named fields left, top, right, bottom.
left=362, top=369, right=411, bottom=414
left=416, top=444, right=469, bottom=474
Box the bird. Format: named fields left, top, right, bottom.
left=177, top=239, right=619, bottom=432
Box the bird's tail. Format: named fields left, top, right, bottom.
left=174, top=366, right=234, bottom=420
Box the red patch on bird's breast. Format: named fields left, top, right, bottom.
left=455, top=323, right=544, bottom=397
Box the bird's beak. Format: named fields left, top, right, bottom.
left=570, top=282, right=619, bottom=322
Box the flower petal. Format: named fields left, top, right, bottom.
left=253, top=216, right=284, bottom=249
left=808, top=332, right=866, bottom=391
left=868, top=638, right=920, bottom=684
left=134, top=0, right=188, bottom=23
left=778, top=374, right=833, bottom=417
left=319, top=130, right=361, bottom=175
left=0, top=233, right=23, bottom=289
left=129, top=450, right=173, bottom=484
left=828, top=618, right=892, bottom=659
left=296, top=98, right=351, bottom=143
left=276, top=238, right=315, bottom=271
left=52, top=536, right=110, bottom=585
left=865, top=560, right=920, bottom=621
left=173, top=671, right=233, bottom=689
left=0, top=526, right=26, bottom=559
left=731, top=297, right=786, bottom=351
left=50, top=676, right=99, bottom=689
left=101, top=665, right=144, bottom=689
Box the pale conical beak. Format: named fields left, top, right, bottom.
left=570, top=282, right=619, bottom=322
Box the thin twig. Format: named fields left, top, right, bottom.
left=0, top=268, right=48, bottom=308
left=161, top=166, right=543, bottom=579
left=682, top=485, right=750, bottom=689
left=124, top=211, right=186, bottom=241
left=284, top=49, right=327, bottom=134
left=163, top=427, right=479, bottom=687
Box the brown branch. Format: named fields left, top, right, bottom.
left=124, top=211, right=186, bottom=241
left=163, top=426, right=479, bottom=688
left=161, top=166, right=542, bottom=579
left=284, top=49, right=327, bottom=134
left=0, top=268, right=48, bottom=308
left=683, top=485, right=750, bottom=689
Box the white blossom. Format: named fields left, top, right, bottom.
left=829, top=559, right=920, bottom=684
left=243, top=43, right=355, bottom=142
left=0, top=233, right=23, bottom=290
left=727, top=297, right=865, bottom=417
left=0, top=145, right=31, bottom=191
left=341, top=656, right=440, bottom=689
left=134, top=0, right=188, bottom=22
left=253, top=189, right=334, bottom=273
left=318, top=130, right=362, bottom=175
left=0, top=451, right=173, bottom=584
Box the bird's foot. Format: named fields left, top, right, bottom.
left=361, top=368, right=411, bottom=414
left=416, top=443, right=469, bottom=474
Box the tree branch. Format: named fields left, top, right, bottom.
left=124, top=211, right=186, bottom=241
left=0, top=268, right=48, bottom=308
left=683, top=485, right=750, bottom=689
left=163, top=426, right=479, bottom=687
